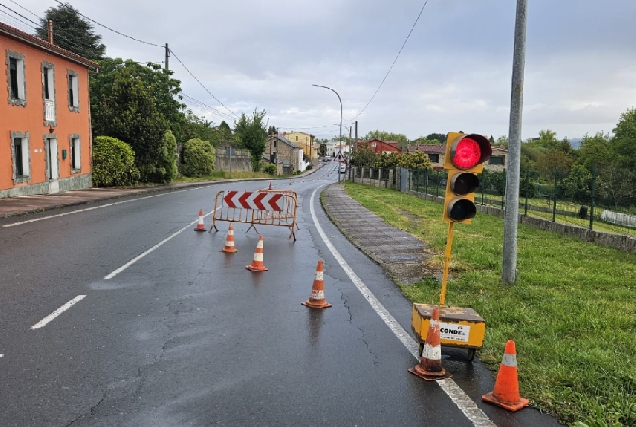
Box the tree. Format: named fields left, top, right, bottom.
left=36, top=4, right=105, bottom=61
left=318, top=143, right=327, bottom=157
left=375, top=152, right=401, bottom=168
left=91, top=58, right=186, bottom=142
left=267, top=125, right=278, bottom=135
left=575, top=132, right=613, bottom=172
left=611, top=107, right=636, bottom=170
left=91, top=66, right=169, bottom=182
left=426, top=133, right=447, bottom=143
left=181, top=110, right=220, bottom=146
left=92, top=136, right=139, bottom=187
left=181, top=138, right=215, bottom=177
left=495, top=135, right=509, bottom=148
left=350, top=146, right=377, bottom=168
left=597, top=164, right=636, bottom=208
left=234, top=109, right=267, bottom=171
left=398, top=151, right=433, bottom=170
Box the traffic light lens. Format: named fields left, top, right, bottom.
left=452, top=137, right=482, bottom=169
left=450, top=172, right=479, bottom=196
left=448, top=199, right=477, bottom=222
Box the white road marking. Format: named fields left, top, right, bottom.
left=309, top=187, right=495, bottom=427
left=2, top=186, right=213, bottom=228
left=31, top=295, right=86, bottom=330
left=104, top=210, right=215, bottom=280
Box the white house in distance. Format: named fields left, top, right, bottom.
left=326, top=141, right=350, bottom=157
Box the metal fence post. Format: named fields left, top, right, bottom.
left=501, top=168, right=506, bottom=210
left=589, top=166, right=597, bottom=230
left=552, top=167, right=558, bottom=222
left=435, top=170, right=440, bottom=197
left=524, top=168, right=529, bottom=215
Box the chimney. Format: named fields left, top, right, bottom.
left=48, top=20, right=53, bottom=44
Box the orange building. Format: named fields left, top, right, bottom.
left=0, top=22, right=97, bottom=198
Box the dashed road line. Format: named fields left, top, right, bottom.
left=104, top=209, right=215, bottom=280
left=309, top=186, right=495, bottom=427
left=31, top=295, right=86, bottom=330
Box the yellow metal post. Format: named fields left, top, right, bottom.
left=440, top=221, right=454, bottom=306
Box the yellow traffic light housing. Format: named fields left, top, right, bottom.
left=442, top=132, right=492, bottom=224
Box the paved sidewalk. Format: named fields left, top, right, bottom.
left=0, top=182, right=212, bottom=219
left=322, top=183, right=433, bottom=284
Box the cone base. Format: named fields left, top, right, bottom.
left=408, top=364, right=449, bottom=381
left=221, top=248, right=238, bottom=253
left=194, top=227, right=206, bottom=232
left=246, top=264, right=268, bottom=272
left=301, top=299, right=332, bottom=309
left=482, top=392, right=529, bottom=412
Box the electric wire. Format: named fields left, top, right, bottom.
left=347, top=0, right=428, bottom=121
left=0, top=3, right=96, bottom=56
left=54, top=0, right=160, bottom=47
left=170, top=49, right=238, bottom=119
left=6, top=0, right=40, bottom=20
left=182, top=93, right=235, bottom=122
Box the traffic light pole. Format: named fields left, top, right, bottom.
left=439, top=222, right=454, bottom=306
left=502, top=0, right=527, bottom=285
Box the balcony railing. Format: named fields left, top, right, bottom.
left=45, top=99, right=55, bottom=122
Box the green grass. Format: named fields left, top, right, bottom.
left=344, top=182, right=636, bottom=426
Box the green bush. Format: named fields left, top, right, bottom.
left=263, top=164, right=276, bottom=175
left=181, top=138, right=215, bottom=177
left=306, top=164, right=313, bottom=170
left=92, top=136, right=140, bottom=187
left=138, top=129, right=178, bottom=183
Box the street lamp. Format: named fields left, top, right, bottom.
left=313, top=84, right=342, bottom=183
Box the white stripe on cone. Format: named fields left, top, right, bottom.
left=311, top=290, right=325, bottom=300
left=423, top=343, right=442, bottom=360
left=315, top=271, right=324, bottom=281
left=502, top=353, right=517, bottom=367
left=254, top=252, right=263, bottom=262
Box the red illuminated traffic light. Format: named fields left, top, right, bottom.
left=442, top=133, right=492, bottom=224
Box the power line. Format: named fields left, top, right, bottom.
left=170, top=49, right=238, bottom=119
left=0, top=3, right=39, bottom=26
left=0, top=3, right=94, bottom=54
left=54, top=0, right=160, bottom=47
left=347, top=0, right=429, bottom=121
left=182, top=93, right=235, bottom=122
left=6, top=0, right=40, bottom=20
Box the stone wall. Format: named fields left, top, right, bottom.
left=215, top=148, right=252, bottom=172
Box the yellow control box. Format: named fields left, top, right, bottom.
left=411, top=304, right=486, bottom=360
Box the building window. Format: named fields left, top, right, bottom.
left=67, top=70, right=79, bottom=111
left=428, top=154, right=440, bottom=163
left=273, top=140, right=277, bottom=148
left=295, top=136, right=298, bottom=141
left=7, top=51, right=26, bottom=106
left=42, top=63, right=56, bottom=123
left=11, top=132, right=30, bottom=182
left=70, top=135, right=81, bottom=172
left=489, top=156, right=505, bottom=165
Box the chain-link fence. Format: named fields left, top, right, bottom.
left=405, top=167, right=636, bottom=237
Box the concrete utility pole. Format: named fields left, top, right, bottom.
left=164, top=43, right=170, bottom=70
left=502, top=0, right=528, bottom=285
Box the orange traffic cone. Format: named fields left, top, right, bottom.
left=408, top=307, right=448, bottom=380
left=221, top=224, right=238, bottom=253
left=301, top=260, right=332, bottom=309
left=268, top=181, right=272, bottom=190
left=246, top=235, right=268, bottom=271
left=194, top=209, right=206, bottom=231
left=482, top=340, right=530, bottom=412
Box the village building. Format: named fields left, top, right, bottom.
left=0, top=21, right=98, bottom=198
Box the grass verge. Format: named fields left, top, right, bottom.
left=344, top=182, right=636, bottom=426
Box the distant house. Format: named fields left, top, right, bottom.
left=357, top=139, right=401, bottom=154
left=0, top=21, right=98, bottom=198
left=406, top=144, right=445, bottom=169
left=266, top=134, right=303, bottom=174
left=281, top=131, right=317, bottom=159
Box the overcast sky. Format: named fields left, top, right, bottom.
left=4, top=0, right=636, bottom=141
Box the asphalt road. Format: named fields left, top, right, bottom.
left=0, top=163, right=561, bottom=426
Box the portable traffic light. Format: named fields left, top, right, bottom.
left=442, top=132, right=492, bottom=224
